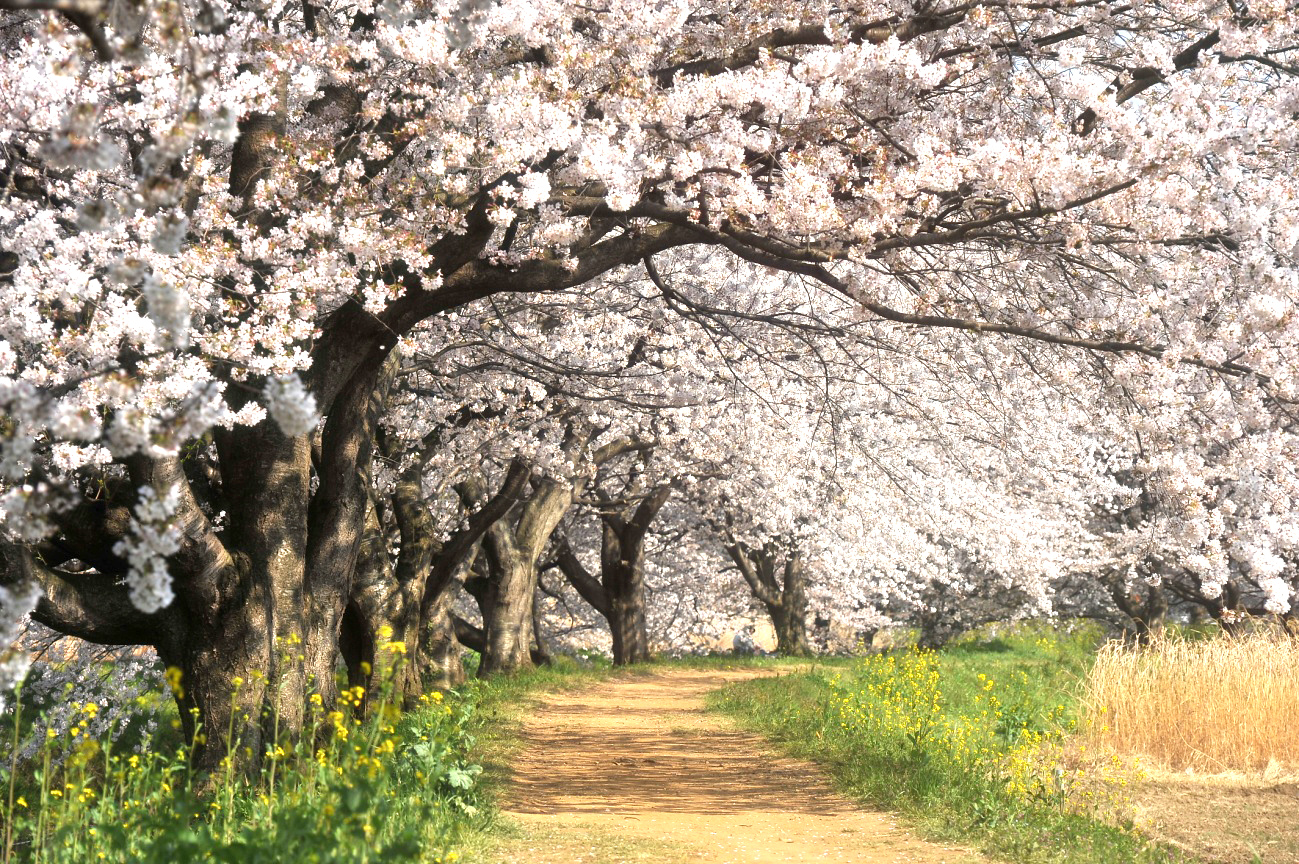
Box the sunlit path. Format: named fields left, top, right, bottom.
left=481, top=670, right=982, bottom=864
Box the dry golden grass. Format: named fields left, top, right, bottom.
left=1082, top=632, right=1299, bottom=773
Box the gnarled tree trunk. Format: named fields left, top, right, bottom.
left=554, top=484, right=671, bottom=665
left=724, top=533, right=811, bottom=657
left=476, top=475, right=575, bottom=676
left=344, top=457, right=532, bottom=700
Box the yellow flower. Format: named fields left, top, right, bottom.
left=165, top=666, right=184, bottom=698
left=310, top=693, right=323, bottom=707
left=15, top=796, right=27, bottom=808
left=382, top=640, right=407, bottom=655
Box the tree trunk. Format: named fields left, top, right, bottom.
left=602, top=542, right=651, bottom=665
left=769, top=551, right=810, bottom=656
left=477, top=528, right=535, bottom=676
left=554, top=529, right=651, bottom=665
left=724, top=532, right=811, bottom=657
left=418, top=577, right=466, bottom=691
left=203, top=426, right=315, bottom=764
left=554, top=483, right=670, bottom=665
left=478, top=476, right=574, bottom=676
left=531, top=586, right=553, bottom=666
left=341, top=495, right=422, bottom=705
left=343, top=454, right=531, bottom=697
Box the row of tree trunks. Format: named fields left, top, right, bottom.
left=342, top=456, right=535, bottom=701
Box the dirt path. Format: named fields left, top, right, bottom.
left=477, top=668, right=984, bottom=864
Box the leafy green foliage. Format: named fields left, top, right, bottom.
left=2, top=672, right=483, bottom=864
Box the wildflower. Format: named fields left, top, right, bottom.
left=15, top=796, right=26, bottom=808
left=165, top=666, right=184, bottom=698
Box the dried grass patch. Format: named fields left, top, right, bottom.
left=1082, top=633, right=1299, bottom=773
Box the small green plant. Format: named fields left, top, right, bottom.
left=1, top=638, right=483, bottom=864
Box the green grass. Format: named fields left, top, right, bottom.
left=709, top=622, right=1200, bottom=864
left=2, top=657, right=484, bottom=864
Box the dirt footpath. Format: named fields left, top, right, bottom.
left=480, top=668, right=983, bottom=864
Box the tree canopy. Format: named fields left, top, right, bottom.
left=1, top=0, right=1296, bottom=752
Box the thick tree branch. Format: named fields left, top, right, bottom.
left=723, top=538, right=779, bottom=608
left=1, top=545, right=171, bottom=645
left=550, top=533, right=611, bottom=619
left=0, top=0, right=113, bottom=59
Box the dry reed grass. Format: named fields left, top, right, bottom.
left=1082, top=631, right=1299, bottom=773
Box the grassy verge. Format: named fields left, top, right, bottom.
left=2, top=652, right=483, bottom=864
left=710, top=623, right=1198, bottom=864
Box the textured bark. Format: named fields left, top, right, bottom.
left=770, top=552, right=810, bottom=656
left=531, top=586, right=553, bottom=666
left=417, top=574, right=467, bottom=691
left=555, top=484, right=671, bottom=665
left=601, top=485, right=671, bottom=665
left=451, top=613, right=549, bottom=666
left=725, top=534, right=811, bottom=656
left=337, top=452, right=536, bottom=699
left=303, top=349, right=398, bottom=708
left=341, top=495, right=418, bottom=706
left=478, top=475, right=575, bottom=676
left=411, top=460, right=531, bottom=687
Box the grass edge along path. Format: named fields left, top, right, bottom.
left=457, top=654, right=846, bottom=863
left=709, top=627, right=1202, bottom=864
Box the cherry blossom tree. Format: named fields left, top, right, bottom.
left=0, top=0, right=1296, bottom=769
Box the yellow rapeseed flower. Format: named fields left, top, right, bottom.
left=165, top=665, right=184, bottom=697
